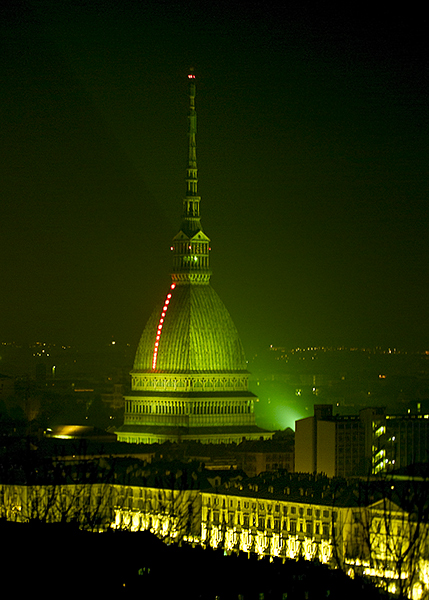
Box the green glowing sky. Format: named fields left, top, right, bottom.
left=1, top=1, right=428, bottom=358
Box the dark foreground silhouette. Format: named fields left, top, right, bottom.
left=3, top=521, right=389, bottom=599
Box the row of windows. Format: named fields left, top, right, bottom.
left=336, top=423, right=362, bottom=430
left=206, top=511, right=332, bottom=537
left=337, top=436, right=364, bottom=443
left=206, top=496, right=332, bottom=520
left=173, top=242, right=208, bottom=255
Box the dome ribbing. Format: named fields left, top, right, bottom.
left=134, top=284, right=247, bottom=373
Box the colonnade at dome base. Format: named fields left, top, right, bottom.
left=116, top=425, right=273, bottom=445
left=118, top=389, right=272, bottom=444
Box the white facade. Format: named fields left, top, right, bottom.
left=200, top=487, right=340, bottom=564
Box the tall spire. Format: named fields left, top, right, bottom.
left=171, top=70, right=211, bottom=285
left=181, top=68, right=202, bottom=234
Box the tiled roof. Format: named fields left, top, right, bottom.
left=205, top=471, right=360, bottom=507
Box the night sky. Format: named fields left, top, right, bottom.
left=1, top=1, right=428, bottom=357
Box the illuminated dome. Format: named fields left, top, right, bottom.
left=116, top=71, right=272, bottom=445
left=134, top=284, right=247, bottom=373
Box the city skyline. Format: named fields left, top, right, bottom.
left=2, top=2, right=428, bottom=357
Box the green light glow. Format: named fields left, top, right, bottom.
left=253, top=394, right=308, bottom=431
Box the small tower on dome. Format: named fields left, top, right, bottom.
left=116, top=71, right=273, bottom=445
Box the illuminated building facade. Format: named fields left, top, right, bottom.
left=200, top=473, right=338, bottom=563
left=200, top=472, right=429, bottom=597
left=3, top=465, right=429, bottom=596
left=117, top=72, right=272, bottom=444
left=343, top=497, right=429, bottom=598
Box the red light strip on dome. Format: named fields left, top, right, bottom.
left=152, top=283, right=176, bottom=371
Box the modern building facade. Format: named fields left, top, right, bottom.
left=116, top=72, right=271, bottom=444
left=295, top=404, right=429, bottom=477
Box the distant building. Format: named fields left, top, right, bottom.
left=295, top=404, right=429, bottom=476
left=235, top=438, right=295, bottom=477
left=116, top=72, right=272, bottom=445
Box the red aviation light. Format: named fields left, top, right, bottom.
left=152, top=284, right=177, bottom=370
left=188, top=74, right=195, bottom=79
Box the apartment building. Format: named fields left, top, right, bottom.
left=295, top=404, right=429, bottom=477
